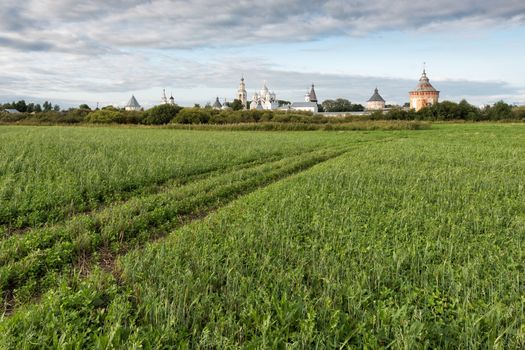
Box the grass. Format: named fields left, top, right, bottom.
left=1, top=124, right=524, bottom=348
left=0, top=126, right=372, bottom=231
left=0, top=145, right=350, bottom=309
left=165, top=120, right=430, bottom=131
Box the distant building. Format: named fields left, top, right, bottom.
left=124, top=95, right=141, bottom=111
left=409, top=69, right=439, bottom=111
left=2, top=109, right=20, bottom=114
left=212, top=97, right=222, bottom=110
left=367, top=88, right=386, bottom=110
left=250, top=82, right=279, bottom=110
left=237, top=77, right=248, bottom=109
left=221, top=98, right=231, bottom=110
left=290, top=102, right=318, bottom=113
left=285, top=83, right=319, bottom=113
left=304, top=84, right=318, bottom=103
left=161, top=89, right=176, bottom=105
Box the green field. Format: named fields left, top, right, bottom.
left=1, top=124, right=524, bottom=348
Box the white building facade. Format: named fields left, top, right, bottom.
left=367, top=88, right=386, bottom=110
left=250, top=82, right=279, bottom=110
left=290, top=102, right=318, bottom=113
left=237, top=77, right=248, bottom=109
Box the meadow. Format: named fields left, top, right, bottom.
left=1, top=124, right=524, bottom=348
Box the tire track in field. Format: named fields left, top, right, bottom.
left=1, top=144, right=348, bottom=238
left=1, top=135, right=402, bottom=315
left=1, top=144, right=353, bottom=315
left=0, top=148, right=327, bottom=234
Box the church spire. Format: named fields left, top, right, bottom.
left=308, top=83, right=318, bottom=103
left=237, top=75, right=247, bottom=109
left=161, top=89, right=168, bottom=104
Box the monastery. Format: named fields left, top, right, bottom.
left=133, top=66, right=440, bottom=112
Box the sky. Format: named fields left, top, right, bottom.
left=1, top=0, right=524, bottom=108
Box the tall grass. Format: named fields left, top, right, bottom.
left=0, top=126, right=372, bottom=231
left=1, top=124, right=524, bottom=348
left=0, top=146, right=349, bottom=309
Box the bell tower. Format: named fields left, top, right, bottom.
left=237, top=76, right=248, bottom=109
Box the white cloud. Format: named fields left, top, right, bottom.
left=1, top=0, right=524, bottom=52
left=0, top=0, right=524, bottom=106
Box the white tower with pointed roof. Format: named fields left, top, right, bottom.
left=125, top=95, right=141, bottom=111
left=305, top=84, right=318, bottom=103
left=161, top=89, right=168, bottom=105
left=367, top=88, right=386, bottom=110
left=237, top=76, right=248, bottom=109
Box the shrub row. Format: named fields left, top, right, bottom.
left=1, top=100, right=524, bottom=125
left=369, top=101, right=525, bottom=121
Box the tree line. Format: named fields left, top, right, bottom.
left=1, top=99, right=524, bottom=125
left=369, top=100, right=525, bottom=121
left=1, top=100, right=60, bottom=113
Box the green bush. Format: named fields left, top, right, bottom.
left=143, top=104, right=182, bottom=125
left=513, top=106, right=525, bottom=120
left=0, top=112, right=28, bottom=123
left=85, top=110, right=123, bottom=124
left=172, top=108, right=214, bottom=124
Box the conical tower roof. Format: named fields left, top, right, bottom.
left=125, top=95, right=141, bottom=108
left=411, top=70, right=438, bottom=93
left=368, top=88, right=385, bottom=102
left=308, top=84, right=318, bottom=102
left=212, top=97, right=222, bottom=108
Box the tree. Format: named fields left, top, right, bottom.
left=143, top=104, right=182, bottom=125
left=34, top=104, right=42, bottom=113
left=485, top=101, right=513, bottom=120
left=43, top=101, right=52, bottom=112
left=85, top=109, right=122, bottom=123
left=229, top=99, right=244, bottom=111
left=173, top=108, right=213, bottom=124
left=15, top=100, right=27, bottom=112
left=321, top=98, right=354, bottom=112
left=513, top=106, right=525, bottom=120
left=79, top=104, right=91, bottom=110
left=350, top=103, right=365, bottom=112
left=53, top=104, right=60, bottom=112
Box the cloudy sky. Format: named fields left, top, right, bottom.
left=1, top=0, right=524, bottom=108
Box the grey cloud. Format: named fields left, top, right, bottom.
left=0, top=36, right=56, bottom=51
left=0, top=1, right=523, bottom=107
left=1, top=0, right=524, bottom=52
left=0, top=51, right=521, bottom=107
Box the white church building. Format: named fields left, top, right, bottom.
left=233, top=77, right=319, bottom=113
left=250, top=81, right=279, bottom=110
left=290, top=84, right=318, bottom=113
left=160, top=89, right=177, bottom=105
